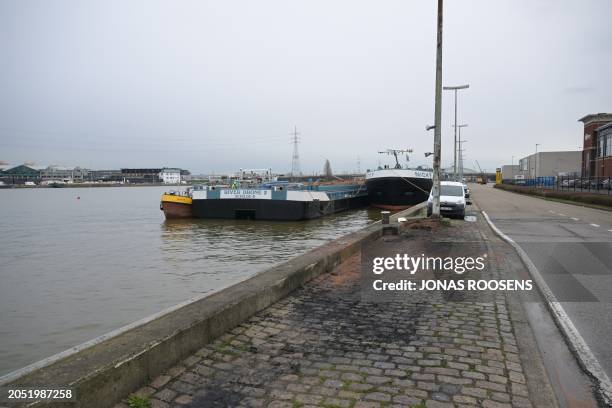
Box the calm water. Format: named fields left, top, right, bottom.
left=0, top=186, right=380, bottom=376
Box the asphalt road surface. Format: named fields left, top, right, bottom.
left=471, top=183, right=612, bottom=382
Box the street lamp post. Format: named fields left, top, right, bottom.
left=430, top=0, right=444, bottom=218
left=443, top=84, right=469, bottom=180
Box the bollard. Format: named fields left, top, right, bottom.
left=381, top=211, right=391, bottom=225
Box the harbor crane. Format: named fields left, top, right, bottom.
left=475, top=160, right=487, bottom=184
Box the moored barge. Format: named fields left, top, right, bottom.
left=161, top=183, right=368, bottom=221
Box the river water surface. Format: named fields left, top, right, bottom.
left=0, top=186, right=380, bottom=376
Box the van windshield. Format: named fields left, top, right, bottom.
left=440, top=185, right=464, bottom=197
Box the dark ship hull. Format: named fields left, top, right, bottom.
left=365, top=169, right=433, bottom=210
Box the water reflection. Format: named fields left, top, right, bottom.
left=159, top=208, right=382, bottom=276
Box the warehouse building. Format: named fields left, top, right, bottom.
left=120, top=168, right=163, bottom=183
left=90, top=169, right=123, bottom=182
left=517, top=151, right=581, bottom=179
left=0, top=164, right=42, bottom=184
left=40, top=165, right=90, bottom=182
left=501, top=164, right=520, bottom=180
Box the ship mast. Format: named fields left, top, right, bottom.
left=378, top=149, right=413, bottom=169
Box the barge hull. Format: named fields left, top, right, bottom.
left=161, top=194, right=193, bottom=219
left=192, top=195, right=368, bottom=221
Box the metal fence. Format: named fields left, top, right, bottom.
left=502, top=176, right=612, bottom=195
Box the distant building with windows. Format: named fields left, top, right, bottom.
left=120, top=168, right=189, bottom=184
left=579, top=113, right=612, bottom=177
left=120, top=168, right=163, bottom=183
left=40, top=165, right=90, bottom=182
left=591, top=122, right=612, bottom=178
left=90, top=169, right=123, bottom=182
left=160, top=168, right=182, bottom=184
left=0, top=165, right=190, bottom=184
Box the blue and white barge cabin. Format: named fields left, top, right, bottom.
left=189, top=182, right=368, bottom=221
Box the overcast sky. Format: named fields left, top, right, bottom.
left=0, top=0, right=610, bottom=174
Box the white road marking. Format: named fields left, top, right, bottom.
left=548, top=210, right=555, bottom=213
left=608, top=229, right=612, bottom=232
left=559, top=213, right=566, bottom=216
left=571, top=217, right=579, bottom=221
left=481, top=211, right=612, bottom=405
left=590, top=224, right=600, bottom=228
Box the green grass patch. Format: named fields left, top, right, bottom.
left=127, top=395, right=151, bottom=408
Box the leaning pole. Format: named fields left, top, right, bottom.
left=431, top=0, right=444, bottom=218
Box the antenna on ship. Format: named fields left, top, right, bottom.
left=377, top=149, right=413, bottom=169
left=290, top=126, right=302, bottom=177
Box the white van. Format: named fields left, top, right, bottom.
left=426, top=181, right=468, bottom=218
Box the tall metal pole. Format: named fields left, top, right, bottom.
left=458, top=126, right=462, bottom=181
left=453, top=90, right=457, bottom=179
left=431, top=0, right=443, bottom=218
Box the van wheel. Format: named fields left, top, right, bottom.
left=459, top=210, right=465, bottom=219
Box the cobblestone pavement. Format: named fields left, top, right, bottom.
left=117, top=219, right=541, bottom=408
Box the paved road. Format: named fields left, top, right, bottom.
left=471, top=183, right=612, bottom=382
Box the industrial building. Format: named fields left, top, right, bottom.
left=90, top=170, right=123, bottom=182
left=120, top=168, right=163, bottom=183
left=40, top=165, right=90, bottom=182
left=0, top=165, right=189, bottom=185
left=516, top=151, right=581, bottom=179
left=579, top=113, right=612, bottom=178
left=501, top=165, right=520, bottom=180
left=0, top=165, right=42, bottom=184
